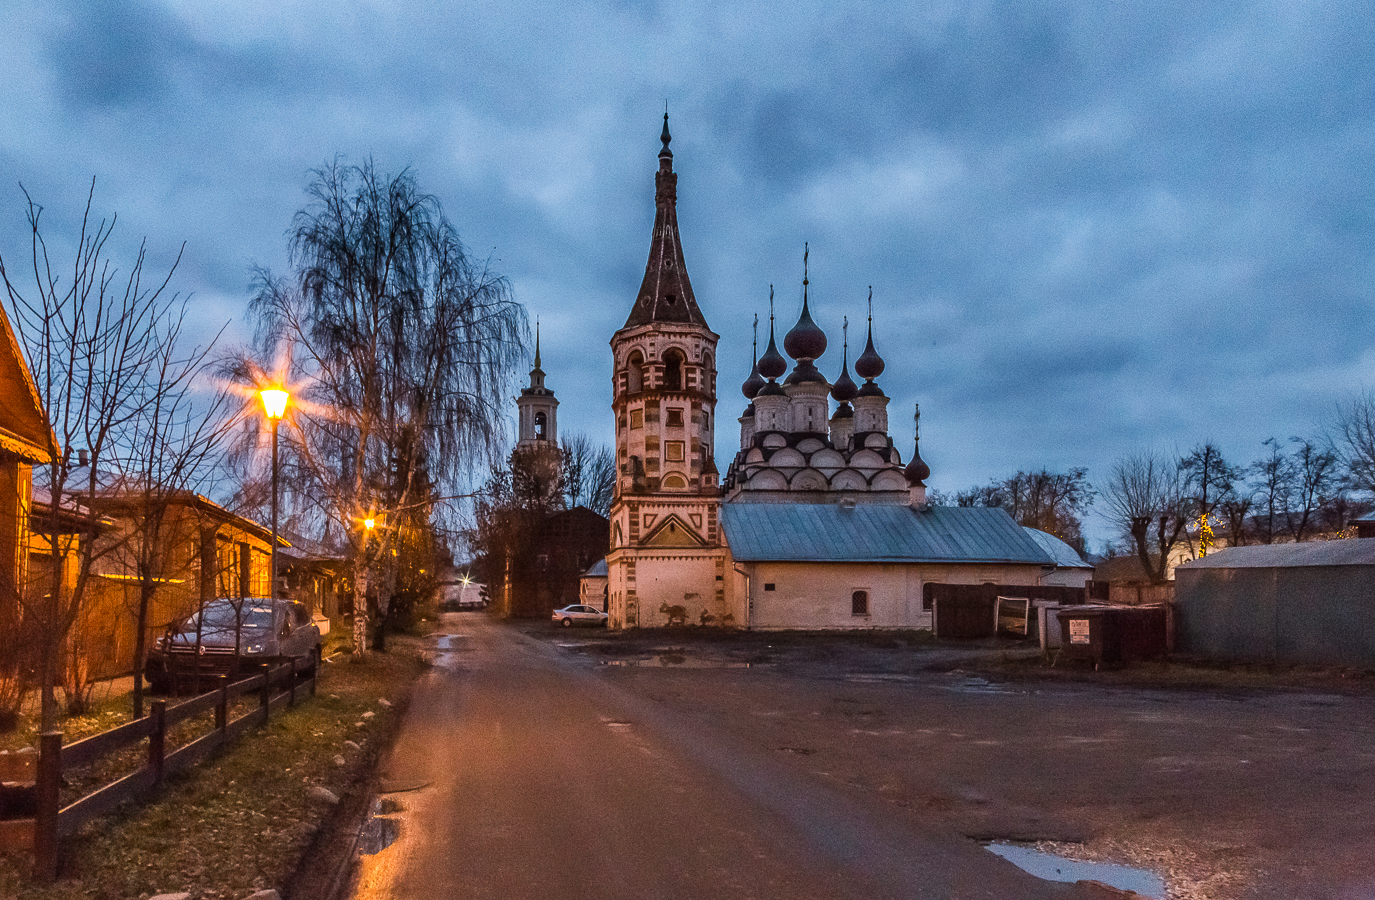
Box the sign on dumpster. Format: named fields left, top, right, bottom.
left=1069, top=619, right=1091, bottom=644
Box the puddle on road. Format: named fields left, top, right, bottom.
left=600, top=655, right=758, bottom=668
left=844, top=673, right=917, bottom=684
left=359, top=803, right=401, bottom=856
left=429, top=633, right=469, bottom=669
left=984, top=843, right=1166, bottom=898
left=941, top=675, right=1014, bottom=695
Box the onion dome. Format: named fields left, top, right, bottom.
left=757, top=293, right=787, bottom=381
left=831, top=320, right=858, bottom=403
left=783, top=359, right=828, bottom=386
left=832, top=402, right=853, bottom=419
left=756, top=380, right=788, bottom=397
left=856, top=379, right=886, bottom=398
left=742, top=402, right=756, bottom=418
left=854, top=317, right=885, bottom=380
left=904, top=404, right=931, bottom=486
left=742, top=313, right=766, bottom=399
left=783, top=296, right=827, bottom=362
left=783, top=248, right=827, bottom=362
left=742, top=358, right=766, bottom=399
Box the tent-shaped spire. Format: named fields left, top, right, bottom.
left=624, top=112, right=708, bottom=329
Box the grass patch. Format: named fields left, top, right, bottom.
left=0, top=646, right=428, bottom=900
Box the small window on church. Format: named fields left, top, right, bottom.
left=665, top=441, right=685, bottom=462
left=852, top=590, right=869, bottom=616
left=666, top=409, right=684, bottom=427
left=628, top=351, right=645, bottom=393
left=764, top=583, right=775, bottom=591
left=534, top=412, right=547, bottom=440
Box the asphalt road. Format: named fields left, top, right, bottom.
left=350, top=615, right=1095, bottom=900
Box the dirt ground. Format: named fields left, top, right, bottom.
left=522, top=623, right=1375, bottom=900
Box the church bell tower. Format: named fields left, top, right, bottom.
left=606, top=115, right=730, bottom=629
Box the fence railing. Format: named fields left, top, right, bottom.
left=0, top=655, right=316, bottom=879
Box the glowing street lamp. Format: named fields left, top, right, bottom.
left=261, top=388, right=290, bottom=598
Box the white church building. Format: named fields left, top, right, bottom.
left=599, top=116, right=1087, bottom=631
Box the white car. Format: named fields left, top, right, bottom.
left=552, top=604, right=609, bottom=627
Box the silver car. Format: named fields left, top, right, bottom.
left=145, top=597, right=322, bottom=692
left=552, top=604, right=609, bottom=627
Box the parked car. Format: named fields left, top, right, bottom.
left=145, top=597, right=322, bottom=692
left=552, top=604, right=609, bottom=627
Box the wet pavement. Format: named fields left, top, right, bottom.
left=351, top=615, right=1375, bottom=899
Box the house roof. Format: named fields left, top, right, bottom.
left=0, top=301, right=54, bottom=463
left=1093, top=555, right=1155, bottom=583
left=582, top=558, right=608, bottom=578
left=1022, top=527, right=1092, bottom=569
left=721, top=501, right=1055, bottom=565
left=1179, top=539, right=1375, bottom=569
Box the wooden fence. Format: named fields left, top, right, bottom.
left=929, top=583, right=1088, bottom=639
left=0, top=656, right=316, bottom=879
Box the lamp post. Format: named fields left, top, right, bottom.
left=260, top=388, right=289, bottom=599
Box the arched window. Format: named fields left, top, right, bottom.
left=851, top=590, right=869, bottom=616
left=663, top=349, right=684, bottom=391
left=627, top=351, right=645, bottom=394
left=702, top=352, right=714, bottom=393
left=534, top=411, right=547, bottom=440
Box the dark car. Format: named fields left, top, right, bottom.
left=145, top=597, right=322, bottom=692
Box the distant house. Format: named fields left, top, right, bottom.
left=579, top=558, right=608, bottom=612
left=720, top=503, right=1084, bottom=631
left=70, top=489, right=283, bottom=680
left=1091, top=555, right=1178, bottom=605
left=1175, top=539, right=1375, bottom=666
left=0, top=300, right=55, bottom=689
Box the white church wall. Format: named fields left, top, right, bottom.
left=742, top=560, right=1051, bottom=630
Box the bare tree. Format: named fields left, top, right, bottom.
left=235, top=160, right=525, bottom=655
left=1101, top=450, right=1189, bottom=584
left=560, top=433, right=615, bottom=516
left=0, top=181, right=210, bottom=729
left=112, top=328, right=236, bottom=718
left=1249, top=438, right=1291, bottom=544
left=1336, top=389, right=1375, bottom=496
left=954, top=468, right=1094, bottom=554
left=1282, top=437, right=1340, bottom=543
left=1178, top=442, right=1238, bottom=556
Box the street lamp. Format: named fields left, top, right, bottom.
left=261, top=388, right=289, bottom=599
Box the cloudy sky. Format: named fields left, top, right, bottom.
left=2, top=1, right=1372, bottom=550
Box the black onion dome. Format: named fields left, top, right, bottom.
left=757, top=327, right=787, bottom=381
left=783, top=294, right=827, bottom=362
left=783, top=359, right=828, bottom=386
left=904, top=404, right=931, bottom=485
left=742, top=358, right=765, bottom=400
left=756, top=381, right=788, bottom=397
left=905, top=449, right=931, bottom=486
left=831, top=345, right=858, bottom=403
left=742, top=402, right=756, bottom=418
left=857, top=379, right=886, bottom=398
left=832, top=402, right=853, bottom=419
left=854, top=318, right=885, bottom=381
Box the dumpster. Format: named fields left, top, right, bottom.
left=1056, top=605, right=1168, bottom=668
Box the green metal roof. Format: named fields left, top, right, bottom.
left=1180, top=539, right=1375, bottom=569
left=721, top=502, right=1055, bottom=565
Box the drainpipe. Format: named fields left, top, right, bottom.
left=733, top=562, right=752, bottom=630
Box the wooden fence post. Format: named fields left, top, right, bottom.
left=149, top=701, right=167, bottom=786
left=32, top=731, right=61, bottom=881
left=215, top=675, right=228, bottom=732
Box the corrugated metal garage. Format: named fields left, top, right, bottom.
left=1175, top=540, right=1375, bottom=666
